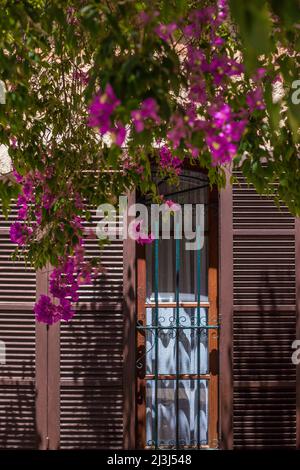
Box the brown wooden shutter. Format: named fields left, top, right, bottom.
left=0, top=205, right=126, bottom=449
left=59, top=213, right=125, bottom=449
left=227, top=171, right=297, bottom=449
left=0, top=206, right=37, bottom=448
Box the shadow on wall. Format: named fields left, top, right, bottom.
left=58, top=266, right=124, bottom=449
left=0, top=358, right=41, bottom=448
left=233, top=270, right=296, bottom=449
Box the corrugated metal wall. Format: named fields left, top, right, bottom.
left=232, top=172, right=297, bottom=449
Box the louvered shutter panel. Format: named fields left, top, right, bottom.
left=0, top=206, right=37, bottom=448
left=0, top=205, right=126, bottom=449
left=59, top=211, right=124, bottom=448
left=231, top=172, right=296, bottom=449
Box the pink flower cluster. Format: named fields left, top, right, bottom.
left=154, top=22, right=177, bottom=42
left=10, top=168, right=97, bottom=324
left=246, top=87, right=265, bottom=112
left=121, top=153, right=144, bottom=175
left=10, top=222, right=32, bottom=246
left=167, top=115, right=187, bottom=149
left=10, top=168, right=57, bottom=246
left=88, top=83, right=126, bottom=146
left=34, top=240, right=96, bottom=324
left=159, top=145, right=182, bottom=174
left=156, top=0, right=265, bottom=166
left=202, top=55, right=244, bottom=86
left=164, top=200, right=180, bottom=212
left=205, top=103, right=247, bottom=165
left=131, top=98, right=160, bottom=133
left=86, top=1, right=266, bottom=171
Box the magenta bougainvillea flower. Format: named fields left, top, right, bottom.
left=111, top=122, right=127, bottom=146
left=34, top=295, right=74, bottom=324
left=223, top=120, right=248, bottom=142
left=205, top=103, right=247, bottom=164
left=10, top=222, right=32, bottom=245
left=186, top=46, right=205, bottom=71
left=17, top=195, right=28, bottom=220
left=88, top=83, right=126, bottom=147
left=202, top=55, right=244, bottom=86
left=183, top=23, right=200, bottom=38
left=35, top=239, right=97, bottom=324
left=17, top=0, right=274, bottom=326
left=164, top=200, right=181, bottom=212
left=11, top=168, right=97, bottom=324
left=83, top=0, right=263, bottom=169
left=131, top=98, right=160, bottom=133
left=167, top=115, right=187, bottom=149
left=13, top=169, right=23, bottom=183
left=209, top=103, right=231, bottom=127
left=254, top=67, right=267, bottom=82
left=159, top=145, right=183, bottom=174
left=212, top=36, right=225, bottom=47
left=42, top=188, right=56, bottom=210
left=22, top=179, right=34, bottom=201
left=34, top=295, right=62, bottom=324
left=154, top=22, right=177, bottom=41
left=216, top=0, right=229, bottom=23
left=88, top=83, right=120, bottom=133
left=246, top=87, right=265, bottom=112
left=206, top=134, right=237, bottom=164
left=188, top=79, right=207, bottom=104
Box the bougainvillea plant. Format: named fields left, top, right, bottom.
left=1, top=0, right=300, bottom=322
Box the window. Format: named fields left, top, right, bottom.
left=136, top=170, right=219, bottom=449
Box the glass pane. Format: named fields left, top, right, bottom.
left=146, top=308, right=208, bottom=375
left=146, top=379, right=208, bottom=447
left=146, top=237, right=208, bottom=303
left=145, top=170, right=209, bottom=304
left=179, top=236, right=208, bottom=302
left=146, top=238, right=176, bottom=303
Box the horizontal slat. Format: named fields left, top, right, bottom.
left=233, top=387, right=296, bottom=449
left=77, top=237, right=123, bottom=304
left=0, top=310, right=35, bottom=379
left=60, top=310, right=123, bottom=381
left=0, top=234, right=36, bottom=302
left=233, top=234, right=295, bottom=307
left=0, top=384, right=36, bottom=448
left=60, top=385, right=123, bottom=449
left=232, top=172, right=296, bottom=449
left=232, top=172, right=294, bottom=232
left=60, top=304, right=124, bottom=448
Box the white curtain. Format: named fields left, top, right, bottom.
left=146, top=380, right=208, bottom=446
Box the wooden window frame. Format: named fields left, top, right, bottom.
left=135, top=186, right=219, bottom=449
